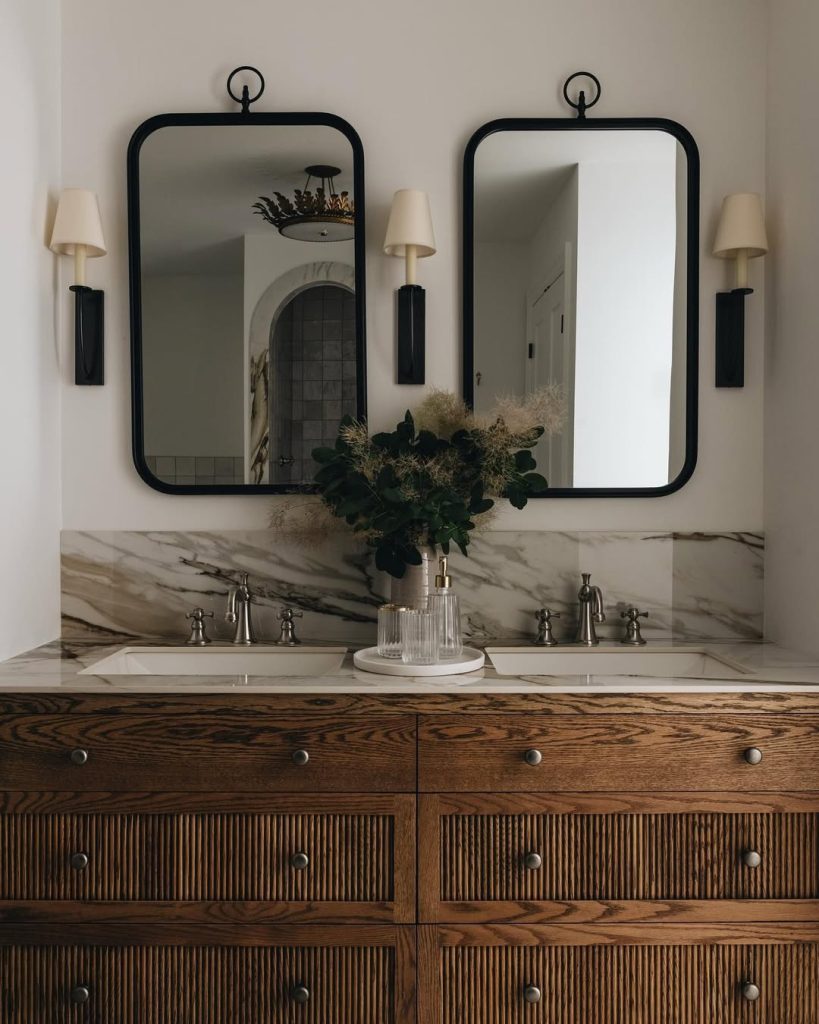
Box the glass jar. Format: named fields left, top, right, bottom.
left=400, top=608, right=439, bottom=665
left=377, top=604, right=406, bottom=659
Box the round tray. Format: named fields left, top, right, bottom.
left=353, top=646, right=485, bottom=677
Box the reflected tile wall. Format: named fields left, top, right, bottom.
left=61, top=530, right=763, bottom=644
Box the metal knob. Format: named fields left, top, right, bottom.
left=741, top=981, right=761, bottom=1002
left=523, top=985, right=542, bottom=1004
left=524, top=851, right=543, bottom=870
left=69, top=985, right=90, bottom=1005
left=292, top=749, right=310, bottom=766
left=524, top=749, right=543, bottom=766
left=69, top=748, right=89, bottom=766
left=69, top=852, right=89, bottom=872
left=291, top=852, right=310, bottom=870
left=742, top=849, right=762, bottom=869
left=291, top=984, right=310, bottom=1004
left=743, top=747, right=763, bottom=765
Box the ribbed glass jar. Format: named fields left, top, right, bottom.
left=400, top=608, right=439, bottom=665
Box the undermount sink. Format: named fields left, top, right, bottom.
left=80, top=646, right=348, bottom=678
left=486, top=646, right=751, bottom=679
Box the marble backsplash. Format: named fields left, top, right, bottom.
left=61, top=530, right=764, bottom=645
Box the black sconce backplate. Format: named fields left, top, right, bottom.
left=715, top=287, right=751, bottom=388
left=70, top=285, right=104, bottom=385
left=397, top=284, right=425, bottom=385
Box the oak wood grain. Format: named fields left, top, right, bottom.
left=418, top=714, right=819, bottom=792
left=0, top=713, right=416, bottom=792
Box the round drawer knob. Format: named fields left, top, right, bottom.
left=742, top=849, right=762, bottom=869
left=291, top=984, right=310, bottom=1004
left=69, top=748, right=89, bottom=766
left=69, top=852, right=89, bottom=872
left=70, top=985, right=90, bottom=1005
left=743, top=747, right=763, bottom=765
left=523, top=985, right=542, bottom=1004
left=292, top=749, right=310, bottom=766
left=524, top=749, right=543, bottom=766
left=524, top=851, right=543, bottom=870
left=291, top=852, right=310, bottom=870
left=741, top=981, right=761, bottom=1002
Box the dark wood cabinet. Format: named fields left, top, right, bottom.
left=0, top=691, right=817, bottom=1019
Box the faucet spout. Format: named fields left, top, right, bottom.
left=225, top=572, right=256, bottom=645
left=577, top=572, right=605, bottom=646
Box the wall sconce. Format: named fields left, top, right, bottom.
left=383, top=189, right=436, bottom=384
left=712, top=192, right=768, bottom=388
left=49, top=188, right=107, bottom=385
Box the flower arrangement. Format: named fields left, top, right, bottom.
left=309, top=388, right=564, bottom=578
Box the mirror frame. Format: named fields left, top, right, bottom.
left=463, top=116, right=700, bottom=498
left=127, top=111, right=366, bottom=494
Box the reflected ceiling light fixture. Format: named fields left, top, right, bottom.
left=713, top=192, right=768, bottom=388
left=384, top=189, right=436, bottom=385
left=253, top=165, right=355, bottom=242
left=49, top=188, right=107, bottom=385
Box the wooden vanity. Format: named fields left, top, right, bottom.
left=0, top=687, right=817, bottom=1021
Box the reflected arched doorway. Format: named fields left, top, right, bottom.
left=268, top=283, right=356, bottom=484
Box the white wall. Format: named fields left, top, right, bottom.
left=573, top=157, right=676, bottom=487
left=0, top=0, right=62, bottom=659
left=59, top=0, right=768, bottom=531
left=763, top=0, right=819, bottom=654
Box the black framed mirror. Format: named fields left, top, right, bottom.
left=127, top=85, right=366, bottom=494
left=463, top=100, right=699, bottom=497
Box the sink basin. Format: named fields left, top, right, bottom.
left=486, top=646, right=751, bottom=679
left=80, top=646, right=348, bottom=677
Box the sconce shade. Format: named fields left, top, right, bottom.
left=712, top=192, right=768, bottom=259
left=383, top=189, right=436, bottom=258
left=49, top=189, right=107, bottom=257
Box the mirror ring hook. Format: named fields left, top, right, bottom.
left=227, top=66, right=265, bottom=113
left=562, top=71, right=602, bottom=119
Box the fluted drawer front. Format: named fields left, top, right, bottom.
left=441, top=811, right=819, bottom=902
left=0, top=713, right=416, bottom=792
left=419, top=715, right=819, bottom=792
left=0, top=810, right=396, bottom=903
left=0, top=940, right=408, bottom=1024
left=439, top=941, right=819, bottom=1023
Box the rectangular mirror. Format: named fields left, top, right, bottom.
left=464, top=118, right=699, bottom=496
left=128, top=114, right=365, bottom=493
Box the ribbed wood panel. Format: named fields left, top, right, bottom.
left=441, top=943, right=819, bottom=1023
left=441, top=813, right=819, bottom=901
left=0, top=813, right=394, bottom=902
left=0, top=944, right=395, bottom=1023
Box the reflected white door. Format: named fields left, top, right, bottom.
left=529, top=270, right=574, bottom=487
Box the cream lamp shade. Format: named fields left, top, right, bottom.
left=49, top=188, right=107, bottom=286
left=712, top=192, right=768, bottom=288
left=384, top=189, right=436, bottom=285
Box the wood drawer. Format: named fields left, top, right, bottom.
left=418, top=714, right=819, bottom=792
left=0, top=713, right=416, bottom=792
left=0, top=794, right=414, bottom=923
left=420, top=793, right=819, bottom=923
left=420, top=923, right=819, bottom=1024
left=0, top=924, right=415, bottom=1024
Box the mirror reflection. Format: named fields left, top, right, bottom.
left=469, top=128, right=692, bottom=491
left=135, top=122, right=363, bottom=491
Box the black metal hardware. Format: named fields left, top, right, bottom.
left=127, top=102, right=367, bottom=496
left=291, top=851, right=310, bottom=870
left=70, top=285, right=104, bottom=385
left=70, top=852, right=89, bottom=871
left=397, top=284, right=425, bottom=384
left=292, top=749, right=310, bottom=766
left=462, top=111, right=700, bottom=499
left=70, top=748, right=89, bottom=766
left=715, top=287, right=752, bottom=387
left=226, top=66, right=265, bottom=113
left=70, top=985, right=91, bottom=1005
left=291, top=984, right=311, bottom=1004
left=562, top=71, right=602, bottom=119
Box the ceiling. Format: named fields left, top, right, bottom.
left=474, top=129, right=679, bottom=242
left=139, top=123, right=356, bottom=274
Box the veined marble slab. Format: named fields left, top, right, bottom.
left=61, top=530, right=763, bottom=645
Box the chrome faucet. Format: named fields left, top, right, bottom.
left=225, top=572, right=256, bottom=645
left=577, top=572, right=605, bottom=646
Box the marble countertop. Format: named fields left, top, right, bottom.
left=2, top=638, right=819, bottom=695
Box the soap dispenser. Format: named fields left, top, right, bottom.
left=430, top=556, right=463, bottom=659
